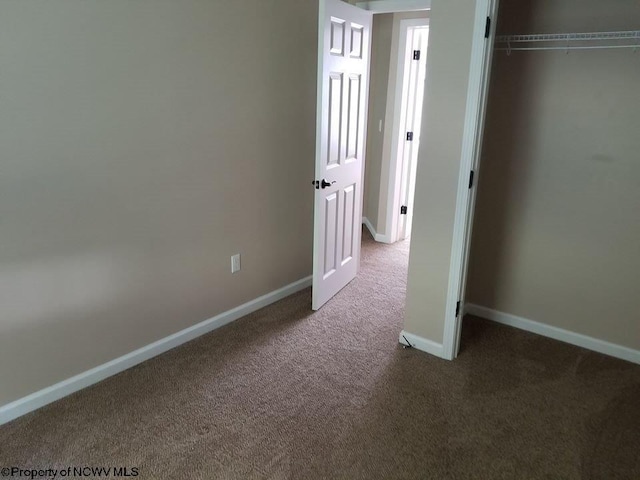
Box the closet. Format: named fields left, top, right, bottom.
left=463, top=0, right=640, bottom=358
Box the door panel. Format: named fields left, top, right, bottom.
left=313, top=0, right=371, bottom=310
left=330, top=18, right=345, bottom=55
left=350, top=24, right=364, bottom=58
left=342, top=184, right=356, bottom=264
left=346, top=74, right=361, bottom=160
left=324, top=192, right=339, bottom=278
left=328, top=73, right=343, bottom=167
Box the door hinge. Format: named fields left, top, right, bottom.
left=406, top=132, right=413, bottom=141
left=455, top=301, right=461, bottom=317
left=484, top=17, right=491, bottom=38
left=413, top=50, right=421, bottom=60
left=400, top=205, right=408, bottom=215
left=469, top=170, right=475, bottom=189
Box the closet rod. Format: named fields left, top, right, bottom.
left=495, top=30, right=640, bottom=52
left=496, top=45, right=638, bottom=52
left=496, top=31, right=640, bottom=43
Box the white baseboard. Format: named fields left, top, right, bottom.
left=399, top=330, right=444, bottom=358
left=465, top=304, right=640, bottom=365
left=362, top=216, right=378, bottom=239
left=0, top=276, right=312, bottom=426
left=362, top=217, right=392, bottom=244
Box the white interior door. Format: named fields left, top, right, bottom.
left=312, top=0, right=372, bottom=310
left=398, top=25, right=429, bottom=240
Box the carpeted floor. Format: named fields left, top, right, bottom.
left=1, top=229, right=639, bottom=479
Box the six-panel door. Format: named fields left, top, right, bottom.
left=312, top=0, right=371, bottom=310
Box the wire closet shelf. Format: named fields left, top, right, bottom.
left=495, top=30, right=640, bottom=53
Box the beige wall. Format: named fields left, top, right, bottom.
left=363, top=14, right=393, bottom=228
left=467, top=0, right=640, bottom=350
left=404, top=0, right=477, bottom=343
left=0, top=0, right=317, bottom=406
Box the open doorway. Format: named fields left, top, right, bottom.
left=396, top=21, right=428, bottom=241
left=362, top=12, right=429, bottom=246
left=312, top=0, right=498, bottom=334
left=311, top=1, right=430, bottom=311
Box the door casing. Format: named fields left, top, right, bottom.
left=443, top=0, right=500, bottom=359
left=387, top=18, right=429, bottom=243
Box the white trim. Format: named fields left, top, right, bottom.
left=356, top=0, right=431, bottom=14
left=312, top=0, right=328, bottom=310
left=381, top=17, right=429, bottom=245
left=399, top=330, right=444, bottom=358
left=0, top=276, right=312, bottom=426
left=362, top=217, right=392, bottom=243
left=465, top=304, right=640, bottom=365
left=387, top=17, right=408, bottom=245
left=441, top=0, right=499, bottom=361
left=386, top=18, right=430, bottom=245
left=362, top=216, right=377, bottom=238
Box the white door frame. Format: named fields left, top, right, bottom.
left=441, top=0, right=500, bottom=360
left=384, top=18, right=429, bottom=244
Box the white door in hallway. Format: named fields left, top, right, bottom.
left=398, top=25, right=429, bottom=241
left=312, top=0, right=372, bottom=310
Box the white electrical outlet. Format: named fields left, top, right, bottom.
left=231, top=254, right=241, bottom=273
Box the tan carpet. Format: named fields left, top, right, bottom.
left=1, top=229, right=639, bottom=479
